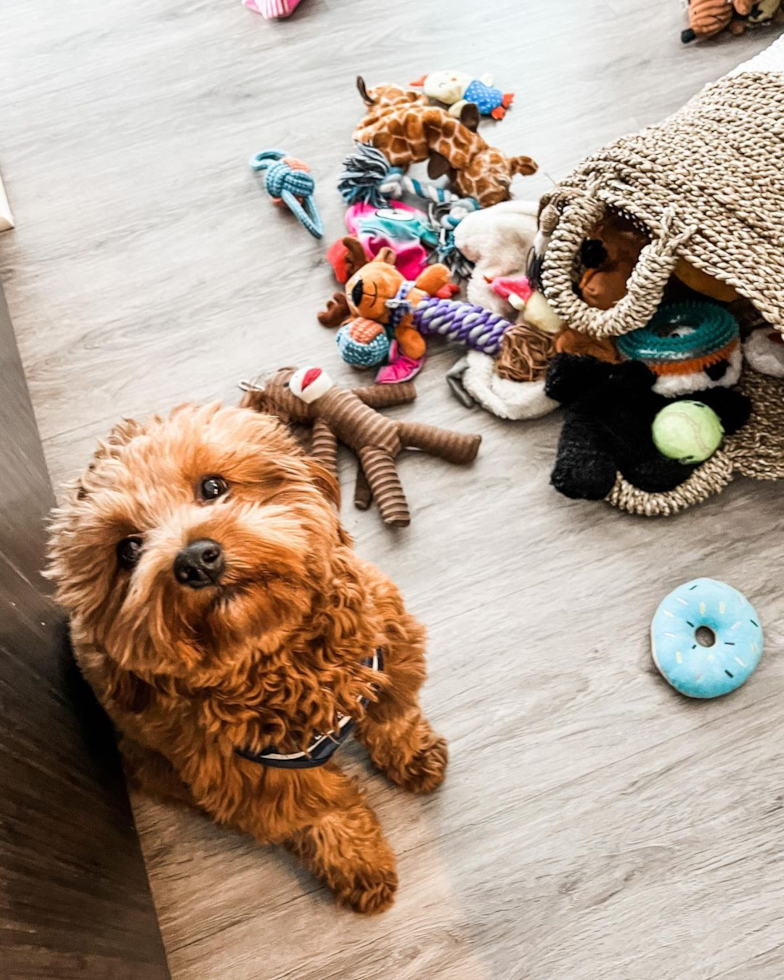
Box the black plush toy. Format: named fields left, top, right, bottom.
left=545, top=354, right=751, bottom=500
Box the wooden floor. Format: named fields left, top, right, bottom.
left=2, top=1, right=784, bottom=977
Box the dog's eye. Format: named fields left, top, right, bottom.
left=117, top=536, right=143, bottom=570
left=200, top=476, right=229, bottom=501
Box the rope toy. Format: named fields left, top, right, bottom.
left=249, top=149, right=324, bottom=239
left=338, top=143, right=479, bottom=225
left=415, top=297, right=512, bottom=356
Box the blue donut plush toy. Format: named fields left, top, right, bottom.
left=651, top=578, right=763, bottom=698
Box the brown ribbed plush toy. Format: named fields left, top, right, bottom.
left=241, top=366, right=481, bottom=527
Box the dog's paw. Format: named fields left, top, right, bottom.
left=398, top=733, right=448, bottom=794
left=337, top=865, right=399, bottom=915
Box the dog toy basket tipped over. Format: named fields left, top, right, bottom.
left=536, top=35, right=784, bottom=516
left=240, top=367, right=481, bottom=527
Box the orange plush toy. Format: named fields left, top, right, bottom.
left=353, top=79, right=537, bottom=208
left=336, top=253, right=457, bottom=374
left=681, top=0, right=756, bottom=42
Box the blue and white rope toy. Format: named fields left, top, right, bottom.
left=338, top=143, right=479, bottom=225
left=249, top=149, right=324, bottom=239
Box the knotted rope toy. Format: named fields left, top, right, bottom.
left=338, top=143, right=479, bottom=227
left=249, top=149, right=324, bottom=239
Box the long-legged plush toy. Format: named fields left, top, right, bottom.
left=241, top=367, right=481, bottom=526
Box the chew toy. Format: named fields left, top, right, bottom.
left=652, top=401, right=724, bottom=464
left=651, top=579, right=762, bottom=698
left=241, top=367, right=481, bottom=527
left=249, top=149, right=323, bottom=239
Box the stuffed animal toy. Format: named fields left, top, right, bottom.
left=332, top=252, right=516, bottom=384
left=337, top=252, right=457, bottom=378
left=409, top=70, right=514, bottom=120
left=353, top=78, right=537, bottom=208
left=578, top=213, right=650, bottom=310
left=344, top=201, right=436, bottom=280
left=241, top=366, right=481, bottom=526
left=545, top=353, right=751, bottom=501
left=681, top=0, right=777, bottom=41
left=743, top=327, right=784, bottom=377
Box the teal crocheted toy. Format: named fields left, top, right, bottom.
left=249, top=149, right=324, bottom=239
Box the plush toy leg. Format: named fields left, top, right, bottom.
left=354, top=462, right=373, bottom=510
left=395, top=324, right=426, bottom=360
left=353, top=382, right=417, bottom=409
left=398, top=421, right=481, bottom=465
left=357, top=446, right=410, bottom=526
left=551, top=412, right=617, bottom=500
left=310, top=418, right=338, bottom=476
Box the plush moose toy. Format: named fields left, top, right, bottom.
left=682, top=0, right=781, bottom=42
left=545, top=354, right=751, bottom=501
left=241, top=366, right=481, bottom=526
left=353, top=78, right=537, bottom=208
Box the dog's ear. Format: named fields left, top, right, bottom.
left=307, top=458, right=341, bottom=508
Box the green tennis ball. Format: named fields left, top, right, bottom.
left=652, top=400, right=724, bottom=464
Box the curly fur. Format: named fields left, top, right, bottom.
left=47, top=404, right=447, bottom=914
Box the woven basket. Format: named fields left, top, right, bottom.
left=539, top=35, right=784, bottom=514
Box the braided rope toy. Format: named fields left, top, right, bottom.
left=337, top=294, right=514, bottom=367
left=414, top=298, right=511, bottom=356
left=250, top=149, right=324, bottom=239
left=338, top=143, right=479, bottom=226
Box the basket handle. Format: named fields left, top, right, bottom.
left=541, top=192, right=695, bottom=338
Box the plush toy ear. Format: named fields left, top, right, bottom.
left=375, top=246, right=397, bottom=265
left=459, top=102, right=480, bottom=133
left=356, top=76, right=375, bottom=105
left=428, top=151, right=453, bottom=180
left=511, top=155, right=538, bottom=177
left=326, top=236, right=367, bottom=283
left=306, top=458, right=341, bottom=508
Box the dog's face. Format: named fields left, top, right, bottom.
left=48, top=404, right=341, bottom=678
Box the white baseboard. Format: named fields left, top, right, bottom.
left=0, top=173, right=14, bottom=232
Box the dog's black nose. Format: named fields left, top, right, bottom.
left=173, top=539, right=224, bottom=589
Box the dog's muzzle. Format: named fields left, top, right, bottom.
left=173, top=538, right=224, bottom=589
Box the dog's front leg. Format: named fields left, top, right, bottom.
left=282, top=768, right=398, bottom=915
left=191, top=760, right=398, bottom=914
left=356, top=704, right=448, bottom=794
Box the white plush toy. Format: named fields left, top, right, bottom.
left=448, top=200, right=563, bottom=420
left=454, top=199, right=540, bottom=314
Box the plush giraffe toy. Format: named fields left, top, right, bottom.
left=353, top=79, right=537, bottom=208
left=241, top=366, right=481, bottom=527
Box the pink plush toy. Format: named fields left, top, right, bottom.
left=344, top=201, right=436, bottom=280
left=244, top=0, right=305, bottom=18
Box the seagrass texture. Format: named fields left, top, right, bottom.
left=539, top=67, right=784, bottom=339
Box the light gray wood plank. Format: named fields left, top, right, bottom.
left=0, top=0, right=782, bottom=977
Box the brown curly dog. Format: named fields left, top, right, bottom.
left=47, top=403, right=447, bottom=913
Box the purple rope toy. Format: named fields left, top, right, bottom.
left=413, top=297, right=513, bottom=356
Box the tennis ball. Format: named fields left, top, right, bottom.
left=652, top=400, right=724, bottom=464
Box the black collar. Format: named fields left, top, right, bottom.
left=235, top=649, right=384, bottom=770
